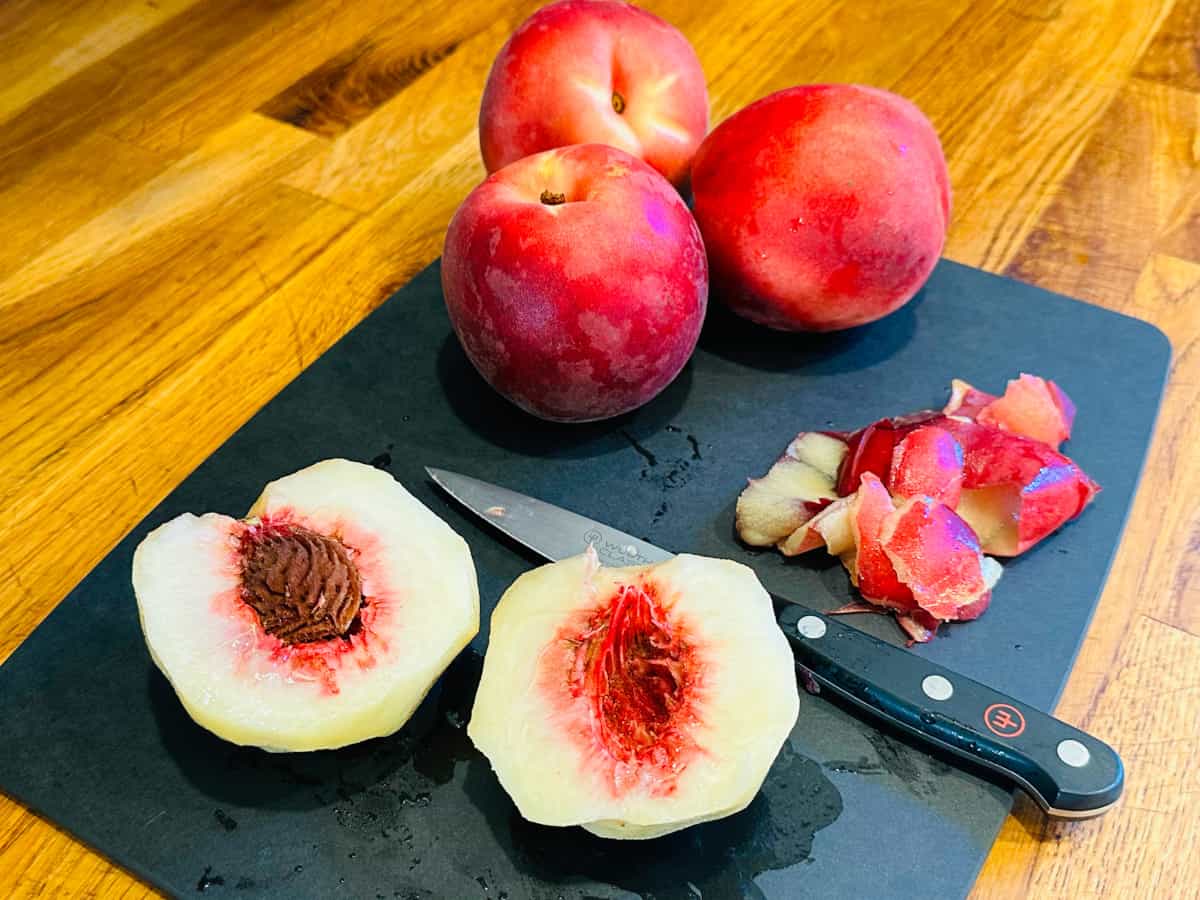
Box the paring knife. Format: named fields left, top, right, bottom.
left=426, top=467, right=1124, bottom=819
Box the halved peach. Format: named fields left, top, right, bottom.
left=132, top=459, right=480, bottom=752
left=735, top=432, right=847, bottom=546
left=469, top=550, right=798, bottom=839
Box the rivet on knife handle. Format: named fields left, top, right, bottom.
left=774, top=602, right=1124, bottom=818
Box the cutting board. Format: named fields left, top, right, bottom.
left=0, top=260, right=1168, bottom=899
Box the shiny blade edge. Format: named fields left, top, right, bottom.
left=425, top=467, right=674, bottom=568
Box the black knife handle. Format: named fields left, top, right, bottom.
left=774, top=601, right=1123, bottom=818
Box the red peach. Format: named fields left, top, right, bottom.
left=441, top=144, right=707, bottom=422
left=691, top=84, right=950, bottom=331
left=479, top=0, right=708, bottom=188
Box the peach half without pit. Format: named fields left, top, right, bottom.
left=132, top=459, right=479, bottom=752
left=468, top=550, right=799, bottom=839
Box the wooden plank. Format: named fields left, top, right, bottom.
left=280, top=7, right=537, bottom=211
left=0, top=793, right=158, bottom=899
left=892, top=0, right=1176, bottom=272
left=1134, top=0, right=1200, bottom=93
left=0, top=182, right=358, bottom=663
left=0, top=0, right=309, bottom=194
left=0, top=0, right=203, bottom=127
left=256, top=1, right=530, bottom=138
left=103, top=0, right=411, bottom=155
left=0, top=132, right=166, bottom=282
left=1005, top=80, right=1200, bottom=306
left=0, top=115, right=316, bottom=324
left=973, top=613, right=1200, bottom=898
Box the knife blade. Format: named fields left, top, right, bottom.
left=427, top=466, right=1123, bottom=819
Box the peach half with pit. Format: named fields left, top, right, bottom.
left=468, top=550, right=799, bottom=839
left=132, top=459, right=479, bottom=752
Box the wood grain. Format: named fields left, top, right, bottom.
left=0, top=1, right=1196, bottom=897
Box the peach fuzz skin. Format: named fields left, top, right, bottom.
left=441, top=143, right=708, bottom=423
left=691, top=84, right=951, bottom=331
left=479, top=0, right=708, bottom=188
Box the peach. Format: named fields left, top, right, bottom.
left=691, top=84, right=950, bottom=331
left=479, top=0, right=708, bottom=188
left=469, top=550, right=798, bottom=838
left=132, top=460, right=479, bottom=751
left=441, top=143, right=707, bottom=422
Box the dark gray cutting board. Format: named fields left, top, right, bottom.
left=0, top=259, right=1169, bottom=899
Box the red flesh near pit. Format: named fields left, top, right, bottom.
left=548, top=577, right=704, bottom=798
left=215, top=512, right=394, bottom=696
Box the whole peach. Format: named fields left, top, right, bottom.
left=479, top=0, right=708, bottom=188
left=691, top=84, right=950, bottom=331
left=442, top=144, right=707, bottom=422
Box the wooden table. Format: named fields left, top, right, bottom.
left=0, top=0, right=1196, bottom=896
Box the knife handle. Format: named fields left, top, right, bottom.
left=774, top=602, right=1123, bottom=818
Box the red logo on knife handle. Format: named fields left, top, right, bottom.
left=984, top=703, right=1026, bottom=738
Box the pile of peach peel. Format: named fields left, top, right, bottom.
left=736, top=374, right=1098, bottom=642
